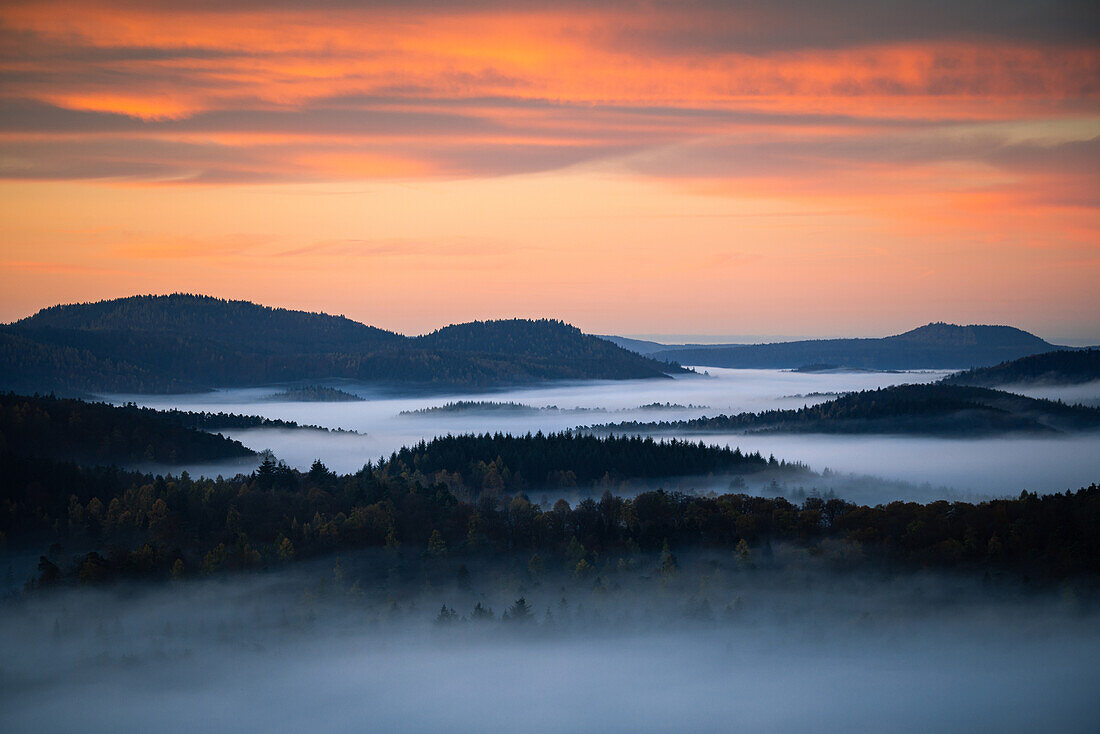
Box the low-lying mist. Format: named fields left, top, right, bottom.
left=3, top=550, right=1097, bottom=733
left=110, top=368, right=948, bottom=430
left=111, top=369, right=1100, bottom=503
left=996, top=379, right=1100, bottom=408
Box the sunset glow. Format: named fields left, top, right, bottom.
left=2, top=0, right=1097, bottom=338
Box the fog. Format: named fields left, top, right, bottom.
left=2, top=552, right=1097, bottom=733
left=109, top=368, right=1100, bottom=502
left=994, top=380, right=1100, bottom=408
left=683, top=433, right=1100, bottom=501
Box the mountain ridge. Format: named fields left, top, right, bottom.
left=0, top=294, right=681, bottom=395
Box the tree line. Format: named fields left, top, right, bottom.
left=5, top=445, right=1095, bottom=587
left=592, top=383, right=1100, bottom=436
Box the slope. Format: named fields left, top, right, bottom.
left=0, top=392, right=256, bottom=466
left=593, top=384, right=1100, bottom=436
left=944, top=349, right=1100, bottom=387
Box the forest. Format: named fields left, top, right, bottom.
left=267, top=385, right=365, bottom=402
left=592, top=383, right=1100, bottom=436
left=0, top=392, right=369, bottom=468
left=0, top=395, right=1094, bottom=588
left=6, top=447, right=1096, bottom=587
left=944, top=349, right=1100, bottom=387
left=376, top=432, right=789, bottom=497
left=400, top=401, right=549, bottom=415
left=0, top=392, right=256, bottom=465
left=0, top=295, right=682, bottom=395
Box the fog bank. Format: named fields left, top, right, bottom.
left=2, top=554, right=1097, bottom=733
left=107, top=368, right=1100, bottom=501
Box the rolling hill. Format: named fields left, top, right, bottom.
left=627, top=323, right=1065, bottom=370
left=17, top=293, right=405, bottom=355
left=0, top=392, right=256, bottom=466
left=0, top=295, right=681, bottom=395
left=944, top=349, right=1100, bottom=387
left=592, top=383, right=1100, bottom=436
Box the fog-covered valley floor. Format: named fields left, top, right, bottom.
left=5, top=370, right=1099, bottom=732
left=110, top=368, right=1100, bottom=503
left=3, top=551, right=1098, bottom=734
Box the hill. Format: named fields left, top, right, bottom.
left=944, top=349, right=1100, bottom=387
left=0, top=295, right=680, bottom=394
left=592, top=383, right=1100, bottom=436
left=648, top=323, right=1063, bottom=370
left=416, top=319, right=679, bottom=381
left=17, top=293, right=405, bottom=355
left=0, top=393, right=256, bottom=466
left=267, top=385, right=364, bottom=402
left=400, top=401, right=546, bottom=416
left=379, top=432, right=787, bottom=498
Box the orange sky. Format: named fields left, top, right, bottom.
left=1, top=0, right=1098, bottom=339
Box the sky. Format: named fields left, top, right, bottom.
left=1, top=0, right=1098, bottom=340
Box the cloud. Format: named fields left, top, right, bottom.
left=0, top=0, right=1095, bottom=222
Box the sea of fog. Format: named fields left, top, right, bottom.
left=2, top=553, right=1098, bottom=734
left=107, top=368, right=1100, bottom=503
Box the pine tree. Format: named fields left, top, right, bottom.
left=427, top=529, right=447, bottom=556
left=507, top=597, right=533, bottom=623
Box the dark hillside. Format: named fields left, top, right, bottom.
left=267, top=385, right=364, bottom=402
left=0, top=393, right=255, bottom=466
left=380, top=431, right=782, bottom=497
left=1, top=297, right=680, bottom=394
left=944, top=349, right=1100, bottom=387
left=594, top=383, right=1100, bottom=436
left=17, top=294, right=404, bottom=355
left=417, top=319, right=683, bottom=380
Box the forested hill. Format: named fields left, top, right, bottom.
left=593, top=384, right=1100, bottom=436
left=267, top=385, right=364, bottom=402
left=6, top=449, right=1098, bottom=584
left=0, top=295, right=680, bottom=394
left=0, top=393, right=256, bottom=466
left=944, top=349, right=1100, bottom=387
left=16, top=293, right=405, bottom=355
left=416, top=319, right=681, bottom=380
left=646, top=323, right=1062, bottom=370
left=377, top=432, right=790, bottom=497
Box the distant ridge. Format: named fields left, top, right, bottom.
left=0, top=294, right=682, bottom=395
left=597, top=335, right=671, bottom=355
left=623, top=322, right=1065, bottom=370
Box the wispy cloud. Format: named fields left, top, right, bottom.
left=0, top=0, right=1097, bottom=337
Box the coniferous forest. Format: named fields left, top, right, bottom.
left=594, top=383, right=1100, bottom=436
left=2, top=397, right=1096, bottom=587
